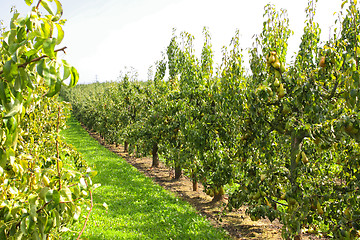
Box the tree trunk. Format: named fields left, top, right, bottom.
left=174, top=164, right=182, bottom=180
left=290, top=134, right=304, bottom=187
left=212, top=193, right=224, bottom=202
left=124, top=141, right=128, bottom=152
left=152, top=143, right=160, bottom=168
left=192, top=179, right=198, bottom=191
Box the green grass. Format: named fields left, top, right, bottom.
left=61, top=116, right=230, bottom=240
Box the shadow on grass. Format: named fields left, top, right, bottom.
left=61, top=116, right=229, bottom=240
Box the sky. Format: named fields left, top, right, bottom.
left=1, top=0, right=344, bottom=84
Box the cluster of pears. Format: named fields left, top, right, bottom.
left=266, top=51, right=285, bottom=72
left=295, top=151, right=309, bottom=164
left=266, top=51, right=286, bottom=99
left=205, top=186, right=225, bottom=197
left=274, top=78, right=285, bottom=99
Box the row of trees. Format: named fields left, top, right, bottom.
left=62, top=0, right=360, bottom=239
left=1, top=0, right=96, bottom=239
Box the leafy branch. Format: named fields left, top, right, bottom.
left=0, top=46, right=67, bottom=76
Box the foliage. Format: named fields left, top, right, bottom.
left=0, top=0, right=95, bottom=239
left=62, top=0, right=360, bottom=239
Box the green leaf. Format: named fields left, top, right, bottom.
left=27, top=216, right=36, bottom=235
left=25, top=0, right=33, bottom=6
left=52, top=0, right=63, bottom=22
left=3, top=60, right=18, bottom=81
left=24, top=49, right=39, bottom=57
left=0, top=81, right=12, bottom=106
left=59, top=227, right=71, bottom=232
left=39, top=187, right=49, bottom=200
left=40, top=21, right=51, bottom=38
left=37, top=59, right=46, bottom=77
left=29, top=194, right=37, bottom=218
left=62, top=65, right=70, bottom=80
left=3, top=61, right=11, bottom=76
left=41, top=1, right=54, bottom=15
left=45, top=190, right=53, bottom=203
left=73, top=205, right=81, bottom=221
left=54, top=209, right=60, bottom=228
left=9, top=43, right=20, bottom=54
left=70, top=66, right=79, bottom=87
left=20, top=217, right=27, bottom=235
left=4, top=102, right=23, bottom=118
left=0, top=226, right=6, bottom=239
left=60, top=187, right=72, bottom=202
left=43, top=38, right=56, bottom=59
left=33, top=38, right=45, bottom=51
left=52, top=190, right=60, bottom=205
left=46, top=79, right=62, bottom=97
left=79, top=177, right=87, bottom=189
left=44, top=214, right=53, bottom=234
left=55, top=23, right=64, bottom=45
left=0, top=149, right=7, bottom=168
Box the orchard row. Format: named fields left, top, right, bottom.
left=62, top=0, right=360, bottom=239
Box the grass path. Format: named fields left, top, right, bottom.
left=61, top=116, right=230, bottom=240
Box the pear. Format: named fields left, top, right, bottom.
left=213, top=187, right=219, bottom=195
left=282, top=104, right=290, bottom=115
left=206, top=189, right=211, bottom=195
left=280, top=193, right=286, bottom=200
left=265, top=198, right=272, bottom=207
left=278, top=84, right=285, bottom=98
left=275, top=70, right=281, bottom=78
left=253, top=191, right=261, bottom=200
left=269, top=55, right=276, bottom=64
left=209, top=189, right=214, bottom=197
left=272, top=60, right=281, bottom=69
left=319, top=56, right=326, bottom=68
left=288, top=198, right=297, bottom=205
left=295, top=152, right=301, bottom=164
left=280, top=63, right=286, bottom=73
left=260, top=174, right=266, bottom=181
left=345, top=122, right=354, bottom=134
left=317, top=202, right=324, bottom=215
left=273, top=78, right=280, bottom=87
left=301, top=151, right=309, bottom=164
left=42, top=175, right=50, bottom=187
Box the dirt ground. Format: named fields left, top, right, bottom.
left=84, top=128, right=286, bottom=240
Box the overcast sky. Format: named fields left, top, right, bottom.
left=1, top=0, right=343, bottom=84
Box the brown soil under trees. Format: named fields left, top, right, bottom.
left=84, top=126, right=325, bottom=240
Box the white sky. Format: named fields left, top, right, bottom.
left=1, top=0, right=343, bottom=83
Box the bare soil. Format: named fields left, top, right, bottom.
left=84, top=128, right=286, bottom=239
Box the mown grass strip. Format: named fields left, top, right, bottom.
left=61, top=116, right=230, bottom=240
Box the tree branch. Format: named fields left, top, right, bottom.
left=36, top=199, right=53, bottom=213
left=270, top=197, right=288, bottom=207
left=56, top=105, right=62, bottom=190
left=327, top=71, right=340, bottom=100
left=36, top=0, right=43, bottom=10
left=77, top=179, right=93, bottom=240
left=0, top=47, right=67, bottom=76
